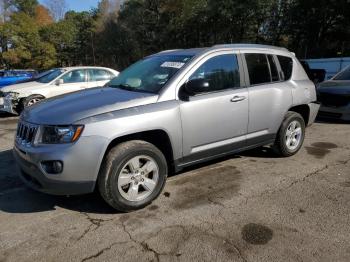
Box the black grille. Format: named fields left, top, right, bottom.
left=16, top=121, right=38, bottom=145
left=318, top=93, right=350, bottom=107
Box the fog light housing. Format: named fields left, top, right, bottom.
left=41, top=161, right=63, bottom=174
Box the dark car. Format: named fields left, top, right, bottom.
left=0, top=70, right=37, bottom=88
left=13, top=69, right=55, bottom=84
left=317, top=66, right=350, bottom=121
left=300, top=61, right=326, bottom=84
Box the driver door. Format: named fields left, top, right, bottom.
left=50, top=69, right=88, bottom=97
left=179, top=52, right=249, bottom=163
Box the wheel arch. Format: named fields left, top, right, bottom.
left=100, top=129, right=175, bottom=175
left=20, top=94, right=46, bottom=103
left=288, top=104, right=310, bottom=125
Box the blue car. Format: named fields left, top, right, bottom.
left=0, top=70, right=37, bottom=88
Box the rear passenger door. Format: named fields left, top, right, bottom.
left=243, top=53, right=293, bottom=143
left=87, top=69, right=114, bottom=88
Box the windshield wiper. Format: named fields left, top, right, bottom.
left=109, top=83, right=135, bottom=91
left=108, top=83, right=157, bottom=94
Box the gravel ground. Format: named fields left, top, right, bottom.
left=0, top=115, right=349, bottom=262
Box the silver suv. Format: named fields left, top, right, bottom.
left=13, top=44, right=320, bottom=211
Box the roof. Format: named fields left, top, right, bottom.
left=154, top=43, right=290, bottom=57
left=153, top=48, right=207, bottom=57
left=212, top=43, right=289, bottom=51
left=61, top=66, right=117, bottom=71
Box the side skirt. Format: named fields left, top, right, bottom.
left=174, top=134, right=276, bottom=172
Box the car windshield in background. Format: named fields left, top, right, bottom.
left=35, top=69, right=55, bottom=79
left=108, top=55, right=193, bottom=93
left=333, top=67, right=350, bottom=80
left=37, top=69, right=65, bottom=83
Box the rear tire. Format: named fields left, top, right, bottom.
left=273, top=111, right=305, bottom=157
left=98, top=140, right=168, bottom=212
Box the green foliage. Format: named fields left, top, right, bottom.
left=1, top=12, right=56, bottom=69
left=0, top=0, right=349, bottom=70
left=10, top=0, right=38, bottom=16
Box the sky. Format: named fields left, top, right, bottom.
left=39, top=0, right=100, bottom=12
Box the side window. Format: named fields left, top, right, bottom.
left=267, top=55, right=279, bottom=82
left=277, top=55, right=293, bottom=80
left=91, top=69, right=112, bottom=81
left=61, top=70, right=86, bottom=84
left=245, top=53, right=271, bottom=85
left=189, top=54, right=240, bottom=92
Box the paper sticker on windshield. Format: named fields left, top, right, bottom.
left=161, top=62, right=185, bottom=69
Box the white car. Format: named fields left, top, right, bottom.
left=0, top=66, right=119, bottom=114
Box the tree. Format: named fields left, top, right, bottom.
left=1, top=0, right=349, bottom=70
left=283, top=0, right=350, bottom=58
left=35, top=4, right=53, bottom=26
left=44, top=0, right=67, bottom=21
left=40, top=17, right=79, bottom=66
left=10, top=0, right=38, bottom=16
left=2, top=12, right=56, bottom=69
left=0, top=0, right=14, bottom=22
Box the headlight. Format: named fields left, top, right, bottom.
left=5, top=92, right=19, bottom=99
left=37, top=125, right=84, bottom=144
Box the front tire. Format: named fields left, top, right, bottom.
left=98, top=140, right=168, bottom=212
left=273, top=111, right=305, bottom=157
left=17, top=95, right=45, bottom=114
left=23, top=94, right=45, bottom=107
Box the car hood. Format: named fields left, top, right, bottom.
left=21, top=87, right=159, bottom=125
left=1, top=81, right=46, bottom=93
left=317, top=80, right=350, bottom=94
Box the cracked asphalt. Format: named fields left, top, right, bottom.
left=0, top=115, right=350, bottom=262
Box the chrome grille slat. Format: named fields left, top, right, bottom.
left=16, top=121, right=38, bottom=146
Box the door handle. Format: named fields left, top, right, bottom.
left=230, top=96, right=246, bottom=102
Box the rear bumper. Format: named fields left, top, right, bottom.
left=307, top=102, right=321, bottom=126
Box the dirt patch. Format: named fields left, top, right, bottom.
left=148, top=205, right=159, bottom=211
left=311, top=142, right=338, bottom=149
left=171, top=166, right=241, bottom=210
left=0, top=150, right=23, bottom=191
left=241, top=223, right=273, bottom=245
left=339, top=181, right=350, bottom=187
left=0, top=118, right=18, bottom=126
left=305, top=142, right=338, bottom=159
left=163, top=192, right=170, bottom=198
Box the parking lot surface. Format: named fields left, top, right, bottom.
left=0, top=115, right=350, bottom=262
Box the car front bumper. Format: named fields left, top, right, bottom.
left=13, top=135, right=109, bottom=195
left=318, top=104, right=350, bottom=121
left=0, top=96, right=17, bottom=114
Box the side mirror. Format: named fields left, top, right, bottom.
left=183, top=78, right=210, bottom=96
left=55, top=79, right=64, bottom=86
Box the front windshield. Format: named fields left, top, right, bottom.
left=108, top=55, right=193, bottom=93
left=35, top=69, right=55, bottom=79
left=334, top=67, right=350, bottom=80
left=37, top=69, right=66, bottom=83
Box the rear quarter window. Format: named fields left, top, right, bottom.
left=277, top=55, right=293, bottom=80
